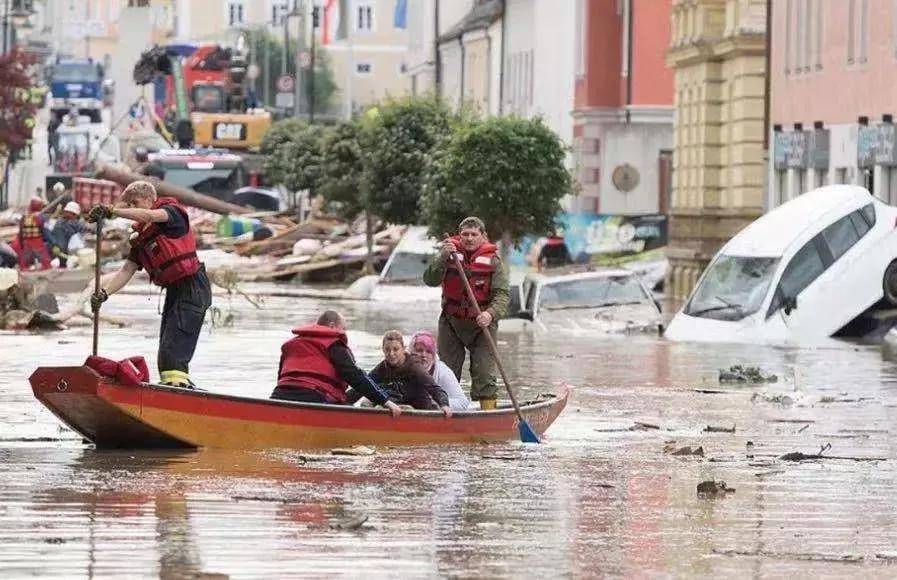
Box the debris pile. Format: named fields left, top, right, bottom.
left=718, top=365, right=778, bottom=383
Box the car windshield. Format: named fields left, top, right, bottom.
left=538, top=275, right=649, bottom=310
left=161, top=167, right=242, bottom=197
left=684, top=255, right=779, bottom=321
left=54, top=64, right=100, bottom=83
left=381, top=252, right=432, bottom=283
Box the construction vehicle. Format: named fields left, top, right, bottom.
left=46, top=116, right=121, bottom=196
left=47, top=58, right=107, bottom=123
left=142, top=148, right=265, bottom=205
left=133, top=44, right=271, bottom=150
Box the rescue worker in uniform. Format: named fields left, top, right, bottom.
left=273, top=310, right=403, bottom=417
left=423, top=217, right=510, bottom=410
left=51, top=201, right=89, bottom=267
left=16, top=196, right=54, bottom=270
left=537, top=232, right=572, bottom=270
left=85, top=181, right=212, bottom=388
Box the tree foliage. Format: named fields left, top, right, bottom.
left=360, top=95, right=460, bottom=224
left=0, top=48, right=39, bottom=156
left=260, top=118, right=327, bottom=191
left=422, top=116, right=572, bottom=245
left=317, top=120, right=365, bottom=218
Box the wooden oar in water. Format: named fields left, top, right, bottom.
left=448, top=250, right=540, bottom=444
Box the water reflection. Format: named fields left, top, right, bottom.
left=4, top=290, right=897, bottom=576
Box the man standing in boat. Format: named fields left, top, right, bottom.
left=274, top=310, right=404, bottom=417
left=423, top=217, right=510, bottom=410
left=85, top=181, right=212, bottom=388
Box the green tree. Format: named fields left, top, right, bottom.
left=317, top=120, right=365, bottom=217
left=422, top=116, right=572, bottom=250
left=361, top=95, right=462, bottom=225
left=260, top=118, right=327, bottom=191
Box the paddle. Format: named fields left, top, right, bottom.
left=91, top=216, right=103, bottom=356
left=446, top=246, right=540, bottom=444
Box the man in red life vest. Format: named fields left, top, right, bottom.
left=16, top=196, right=54, bottom=270
left=85, top=181, right=212, bottom=388
left=423, top=217, right=510, bottom=410
left=274, top=310, right=403, bottom=417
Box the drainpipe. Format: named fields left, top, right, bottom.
left=763, top=0, right=772, bottom=151
left=624, top=0, right=633, bottom=125
left=487, top=28, right=493, bottom=114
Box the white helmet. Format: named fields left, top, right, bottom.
left=63, top=201, right=82, bottom=214
left=52, top=182, right=66, bottom=194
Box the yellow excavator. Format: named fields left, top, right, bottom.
left=133, top=43, right=271, bottom=150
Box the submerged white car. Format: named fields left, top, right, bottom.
left=346, top=226, right=442, bottom=302
left=665, top=185, right=897, bottom=344
left=506, top=269, right=663, bottom=334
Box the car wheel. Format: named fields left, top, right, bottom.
left=884, top=261, right=897, bottom=306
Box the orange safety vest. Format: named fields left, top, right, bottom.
left=441, top=236, right=497, bottom=320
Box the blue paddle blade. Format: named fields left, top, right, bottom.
left=518, top=420, right=541, bottom=444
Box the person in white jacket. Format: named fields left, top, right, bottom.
left=410, top=330, right=471, bottom=411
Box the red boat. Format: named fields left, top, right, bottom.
left=29, top=366, right=570, bottom=450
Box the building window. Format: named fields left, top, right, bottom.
left=356, top=62, right=372, bottom=75
left=271, top=1, right=290, bottom=25
left=785, top=0, right=793, bottom=73
left=355, top=2, right=374, bottom=33
left=575, top=0, right=587, bottom=77
left=859, top=0, right=869, bottom=63
left=816, top=0, right=824, bottom=69
left=227, top=1, right=245, bottom=27
left=847, top=0, right=856, bottom=63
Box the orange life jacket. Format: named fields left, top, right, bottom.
left=19, top=212, right=44, bottom=240
left=130, top=197, right=200, bottom=287
left=441, top=236, right=497, bottom=320
left=277, top=324, right=350, bottom=404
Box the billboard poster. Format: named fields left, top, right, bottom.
left=507, top=213, right=668, bottom=268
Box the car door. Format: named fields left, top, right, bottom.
left=772, top=208, right=874, bottom=337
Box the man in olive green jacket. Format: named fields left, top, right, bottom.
left=423, top=217, right=510, bottom=409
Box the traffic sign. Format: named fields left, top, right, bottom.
left=276, top=74, right=295, bottom=93
left=275, top=92, right=295, bottom=109
left=299, top=52, right=312, bottom=70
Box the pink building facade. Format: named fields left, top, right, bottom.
left=572, top=0, right=674, bottom=215
left=770, top=0, right=897, bottom=207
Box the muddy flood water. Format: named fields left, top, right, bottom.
left=4, top=284, right=897, bottom=578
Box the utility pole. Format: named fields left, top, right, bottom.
left=433, top=0, right=441, bottom=94
left=309, top=4, right=317, bottom=123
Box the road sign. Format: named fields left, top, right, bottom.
left=299, top=52, right=312, bottom=70
left=276, top=74, right=295, bottom=93
left=275, top=92, right=294, bottom=109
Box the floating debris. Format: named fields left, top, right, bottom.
left=331, top=446, right=376, bottom=456
left=629, top=421, right=660, bottom=431
left=329, top=515, right=369, bottom=530
left=719, top=365, right=778, bottom=384
left=697, top=480, right=735, bottom=497
left=664, top=444, right=704, bottom=456
left=704, top=424, right=736, bottom=433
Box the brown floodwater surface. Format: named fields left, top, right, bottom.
left=2, top=286, right=897, bottom=577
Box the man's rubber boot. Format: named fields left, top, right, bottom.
left=479, top=399, right=497, bottom=411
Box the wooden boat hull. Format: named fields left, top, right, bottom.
left=30, top=366, right=570, bottom=450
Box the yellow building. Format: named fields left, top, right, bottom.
left=665, top=0, right=767, bottom=308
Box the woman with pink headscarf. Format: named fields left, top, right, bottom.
left=410, top=331, right=471, bottom=411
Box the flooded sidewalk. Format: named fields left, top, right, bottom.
left=3, top=291, right=897, bottom=577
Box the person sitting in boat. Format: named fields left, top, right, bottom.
left=357, top=331, right=452, bottom=416
left=410, top=330, right=470, bottom=411
left=85, top=180, right=212, bottom=389
left=274, top=310, right=404, bottom=417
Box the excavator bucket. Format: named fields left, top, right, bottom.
left=133, top=46, right=172, bottom=85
